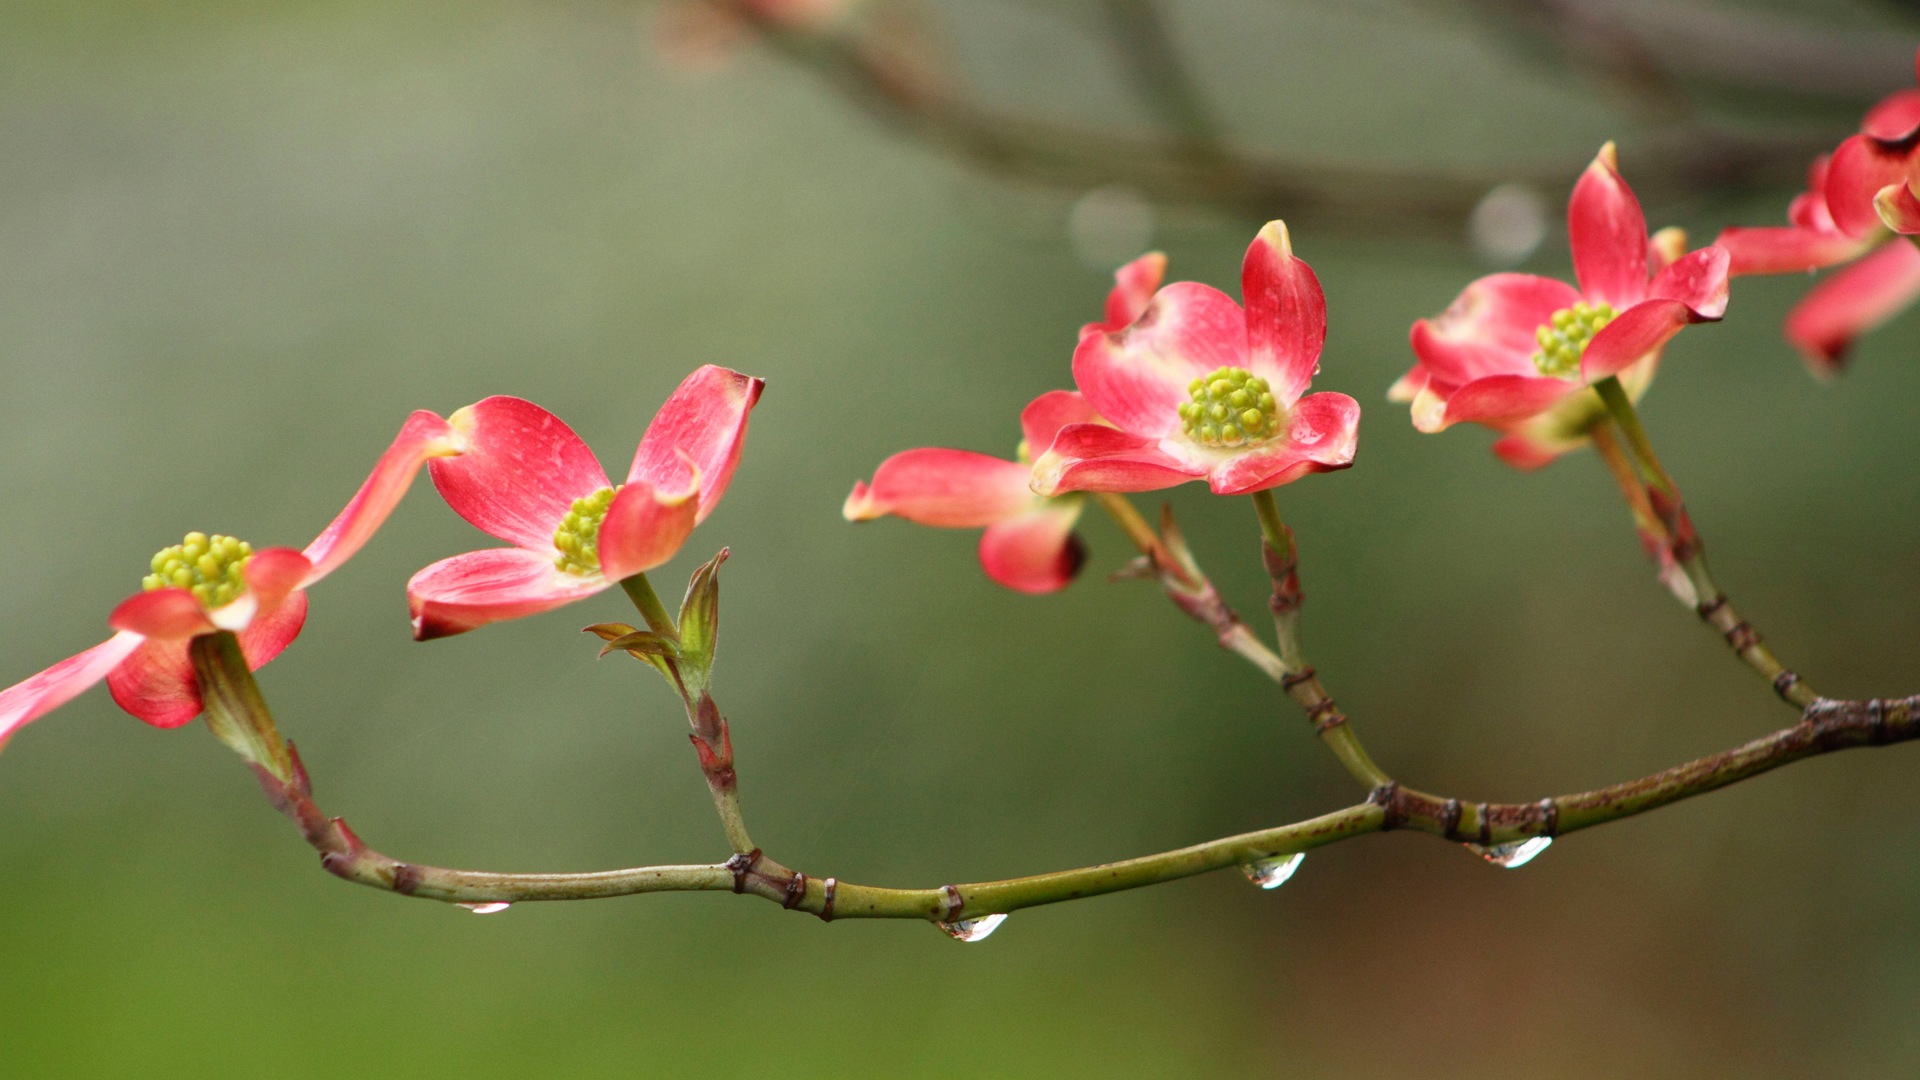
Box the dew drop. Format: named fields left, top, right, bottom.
left=1466, top=836, right=1552, bottom=868
left=1240, top=852, right=1305, bottom=890
left=458, top=902, right=513, bottom=915
left=937, top=913, right=1008, bottom=942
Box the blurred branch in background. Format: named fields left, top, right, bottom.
left=684, top=0, right=1914, bottom=238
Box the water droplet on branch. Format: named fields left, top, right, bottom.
left=458, top=902, right=513, bottom=915
left=1466, top=836, right=1552, bottom=868
left=1240, top=852, right=1305, bottom=889
left=937, top=913, right=1008, bottom=942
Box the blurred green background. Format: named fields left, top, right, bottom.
left=3, top=2, right=1918, bottom=1077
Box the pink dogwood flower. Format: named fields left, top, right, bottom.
left=1715, top=52, right=1920, bottom=372
left=1031, top=222, right=1359, bottom=497
left=408, top=366, right=763, bottom=639
left=0, top=412, right=464, bottom=749
left=1394, top=144, right=1729, bottom=468
left=842, top=253, right=1165, bottom=593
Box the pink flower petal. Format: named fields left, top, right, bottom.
left=1073, top=282, right=1248, bottom=437
left=597, top=479, right=702, bottom=581
left=1019, top=390, right=1102, bottom=457
left=978, top=501, right=1086, bottom=594
left=244, top=548, right=315, bottom=613
left=1206, top=391, right=1359, bottom=495
left=1029, top=423, right=1199, bottom=495
left=106, top=592, right=308, bottom=728
left=108, top=589, right=216, bottom=640
left=628, top=365, right=765, bottom=523
left=1410, top=274, right=1581, bottom=385
left=0, top=631, right=145, bottom=749
left=1568, top=143, right=1650, bottom=309
left=843, top=448, right=1033, bottom=527
left=1861, top=87, right=1920, bottom=142
left=1826, top=133, right=1914, bottom=239
left=1715, top=225, right=1871, bottom=275
left=1240, top=221, right=1326, bottom=404
left=1647, top=245, right=1730, bottom=319
left=1490, top=430, right=1568, bottom=471
left=429, top=397, right=611, bottom=551
left=407, top=547, right=611, bottom=641
left=301, top=410, right=461, bottom=587
left=1876, top=181, right=1920, bottom=235
left=1786, top=237, right=1920, bottom=373
left=1439, top=375, right=1579, bottom=429
left=1386, top=365, right=1428, bottom=404
left=1579, top=300, right=1692, bottom=381
left=1101, top=252, right=1167, bottom=331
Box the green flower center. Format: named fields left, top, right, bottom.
left=1532, top=301, right=1617, bottom=378
left=1176, top=367, right=1281, bottom=448
left=553, top=485, right=622, bottom=576
left=143, top=532, right=255, bottom=609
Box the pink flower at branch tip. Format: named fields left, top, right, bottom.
left=0, top=412, right=465, bottom=750
left=841, top=253, right=1165, bottom=593
left=1394, top=143, right=1730, bottom=469
left=408, top=365, right=764, bottom=639
left=1032, top=222, right=1361, bottom=497
left=1715, top=50, right=1920, bottom=374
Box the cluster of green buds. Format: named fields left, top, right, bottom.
left=143, top=532, right=255, bottom=609
left=1177, top=367, right=1281, bottom=448
left=553, top=485, right=622, bottom=575
left=1531, top=301, right=1617, bottom=378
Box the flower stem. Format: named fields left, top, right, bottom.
left=1092, top=491, right=1194, bottom=588
left=1250, top=490, right=1392, bottom=789
left=1591, top=379, right=1819, bottom=708
left=619, top=573, right=679, bottom=639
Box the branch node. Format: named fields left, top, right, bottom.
left=816, top=877, right=838, bottom=923
left=1695, top=594, right=1729, bottom=620
left=1772, top=671, right=1801, bottom=703
left=940, top=884, right=965, bottom=923
left=1475, top=802, right=1493, bottom=847
left=1722, top=620, right=1761, bottom=652
left=1369, top=783, right=1405, bottom=830
left=782, top=871, right=809, bottom=910
left=391, top=862, right=423, bottom=896
left=1279, top=667, right=1317, bottom=692
left=1440, top=798, right=1464, bottom=840
left=1307, top=699, right=1345, bottom=733
left=726, top=848, right=763, bottom=894
left=1535, top=798, right=1561, bottom=838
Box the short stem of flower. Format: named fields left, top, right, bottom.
left=190, top=631, right=297, bottom=784
left=1093, top=492, right=1194, bottom=587
left=619, top=573, right=679, bottom=639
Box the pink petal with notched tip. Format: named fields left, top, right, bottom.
left=1101, top=252, right=1167, bottom=331
left=302, top=410, right=460, bottom=587
left=429, top=397, right=611, bottom=551
left=1241, top=221, right=1326, bottom=405
left=108, top=589, right=216, bottom=640
left=106, top=591, right=308, bottom=728
left=978, top=501, right=1086, bottom=594
left=1438, top=374, right=1578, bottom=429
left=1862, top=87, right=1920, bottom=142
left=1715, top=224, right=1871, bottom=275
left=1786, top=237, right=1920, bottom=373
left=1073, top=282, right=1248, bottom=437
left=597, top=479, right=702, bottom=581
left=628, top=365, right=764, bottom=524
left=1568, top=144, right=1650, bottom=310
left=1410, top=273, right=1582, bottom=385
left=1826, top=133, right=1914, bottom=239
left=1205, top=391, right=1359, bottom=495
left=0, top=631, right=146, bottom=749
left=843, top=448, right=1034, bottom=527
left=1579, top=300, right=1692, bottom=381
left=1029, top=423, right=1198, bottom=496
left=407, top=547, right=611, bottom=641
left=1876, top=181, right=1920, bottom=235
left=1019, top=390, right=1102, bottom=457
left=1647, top=246, right=1730, bottom=319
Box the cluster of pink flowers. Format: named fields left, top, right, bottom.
left=0, top=367, right=762, bottom=749
left=3, top=52, right=1916, bottom=749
